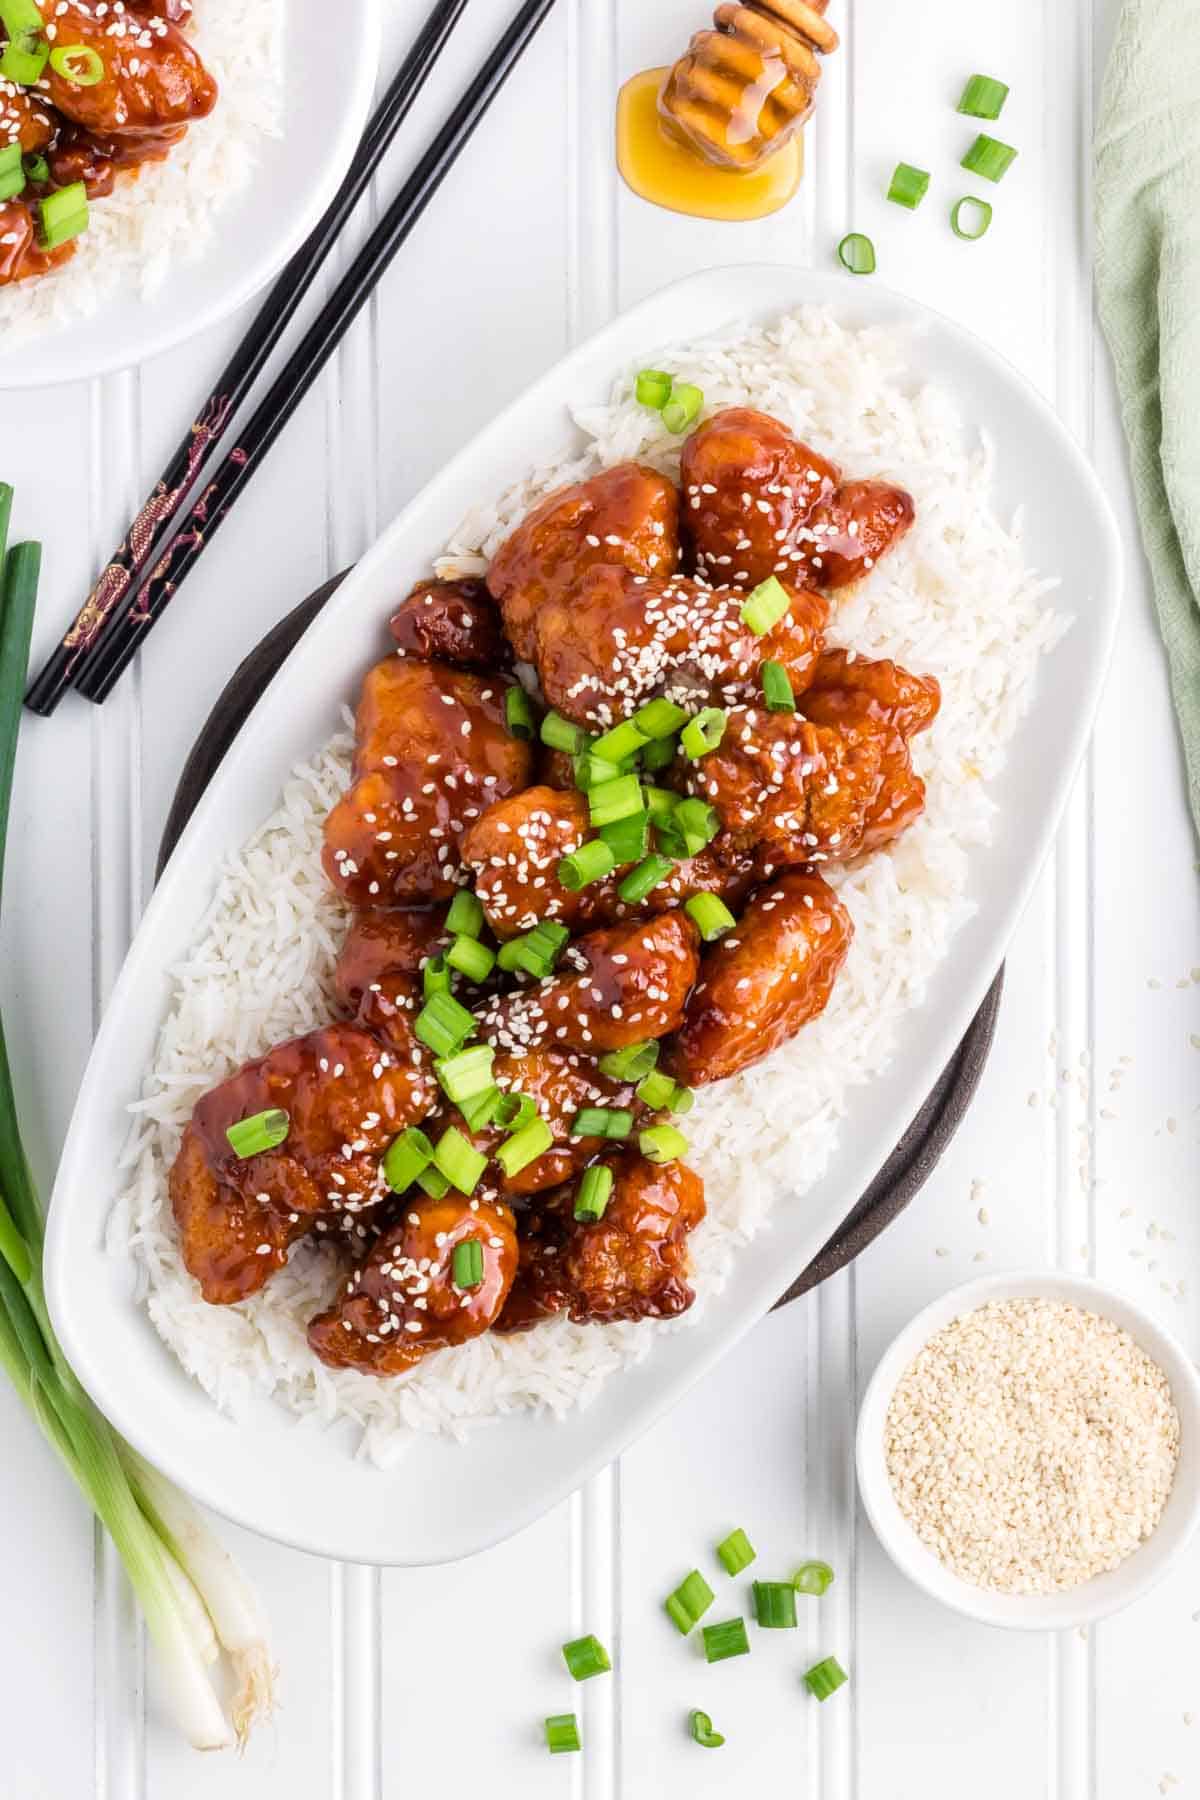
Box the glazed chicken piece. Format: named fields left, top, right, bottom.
left=495, top=1151, right=705, bottom=1331
left=333, top=908, right=450, bottom=1010
left=688, top=707, right=883, bottom=869
left=388, top=576, right=511, bottom=671
left=35, top=2, right=218, bottom=141
left=486, top=463, right=681, bottom=661
left=322, top=657, right=533, bottom=907
left=171, top=1022, right=434, bottom=1305
left=1, top=86, right=54, bottom=155
left=799, top=649, right=940, bottom=852
left=680, top=407, right=913, bottom=591
left=477, top=911, right=700, bottom=1056
left=461, top=784, right=755, bottom=938
left=531, top=563, right=827, bottom=731
left=307, top=1195, right=518, bottom=1375
left=665, top=871, right=852, bottom=1085
left=0, top=200, right=74, bottom=286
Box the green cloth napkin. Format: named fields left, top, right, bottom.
left=1095, top=0, right=1200, bottom=839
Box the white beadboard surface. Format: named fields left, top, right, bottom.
left=1, top=0, right=1198, bottom=1794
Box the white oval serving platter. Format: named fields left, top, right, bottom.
left=45, top=265, right=1121, bottom=1564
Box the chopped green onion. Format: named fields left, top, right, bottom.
left=598, top=1040, right=659, bottom=1081
left=635, top=368, right=673, bottom=410
left=558, top=840, right=617, bottom=892
left=638, top=1123, right=689, bottom=1163
left=574, top=1165, right=614, bottom=1221
left=957, top=72, right=1009, bottom=119
left=0, top=143, right=24, bottom=203
left=432, top=1126, right=487, bottom=1195
left=740, top=575, right=790, bottom=637
left=382, top=1126, right=434, bottom=1193
left=0, top=28, right=48, bottom=85
left=961, top=132, right=1017, bottom=182
left=689, top=1709, right=725, bottom=1749
left=752, top=1581, right=798, bottom=1629
left=504, top=684, right=537, bottom=740
left=451, top=1238, right=484, bottom=1290
left=445, top=890, right=483, bottom=938
left=761, top=660, right=795, bottom=712
left=497, top=919, right=570, bottom=976
left=562, top=1632, right=611, bottom=1680
left=22, top=151, right=49, bottom=184
left=225, top=1109, right=289, bottom=1160
left=571, top=1106, right=633, bottom=1140
left=716, top=1528, right=756, bottom=1576
left=49, top=42, right=104, bottom=85
left=434, top=1043, right=495, bottom=1105
left=494, top=1091, right=536, bottom=1130
left=792, top=1560, right=835, bottom=1597
left=545, top=1713, right=581, bottom=1755
left=702, top=1619, right=750, bottom=1664
left=662, top=381, right=704, bottom=435
left=685, top=893, right=736, bottom=942
left=886, top=162, right=930, bottom=209
left=446, top=934, right=495, bottom=983
left=634, top=698, right=688, bottom=739
left=414, top=990, right=476, bottom=1056
left=36, top=181, right=88, bottom=252
left=422, top=952, right=451, bottom=999
left=599, top=811, right=649, bottom=864
left=837, top=231, right=876, bottom=275
left=635, top=1070, right=676, bottom=1110
left=671, top=1085, right=695, bottom=1115
left=951, top=195, right=993, bottom=240
left=592, top=718, right=648, bottom=764
left=642, top=734, right=677, bottom=772
left=671, top=797, right=719, bottom=851
left=588, top=773, right=644, bottom=828
left=803, top=1655, right=848, bottom=1701
left=495, top=1116, right=553, bottom=1178
left=680, top=708, right=726, bottom=760
left=572, top=748, right=625, bottom=791
left=643, top=786, right=679, bottom=823
left=0, top=0, right=44, bottom=30
left=665, top=1570, right=715, bottom=1635
left=458, top=1085, right=502, bottom=1132
left=617, top=854, right=674, bottom=905
left=541, top=710, right=589, bottom=754
left=416, top=1164, right=450, bottom=1199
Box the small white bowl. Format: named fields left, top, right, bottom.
left=856, top=1270, right=1200, bottom=1630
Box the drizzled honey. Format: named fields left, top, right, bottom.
left=616, top=1, right=837, bottom=224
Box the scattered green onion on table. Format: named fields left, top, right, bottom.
left=0, top=485, right=274, bottom=1750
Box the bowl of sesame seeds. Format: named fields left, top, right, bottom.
left=856, top=1272, right=1200, bottom=1629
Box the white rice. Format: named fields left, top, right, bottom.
left=0, top=0, right=283, bottom=342
left=109, top=307, right=1065, bottom=1467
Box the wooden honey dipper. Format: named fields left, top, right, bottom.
left=658, top=0, right=839, bottom=172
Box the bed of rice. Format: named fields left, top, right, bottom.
left=0, top=0, right=283, bottom=342
left=109, top=306, right=1065, bottom=1467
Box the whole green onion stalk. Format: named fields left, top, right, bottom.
left=0, top=488, right=275, bottom=1749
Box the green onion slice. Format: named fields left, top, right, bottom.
left=886, top=162, right=930, bottom=209
left=432, top=1125, right=487, bottom=1195
left=665, top=1569, right=715, bottom=1635
left=458, top=1085, right=502, bottom=1132
left=761, top=659, right=795, bottom=711
left=544, top=1713, right=582, bottom=1754
left=740, top=574, right=790, bottom=636
left=635, top=368, right=673, bottom=410
left=417, top=1164, right=450, bottom=1199
left=644, top=786, right=679, bottom=823
left=574, top=1164, right=614, bottom=1221
left=662, top=381, right=704, bottom=435
left=445, top=890, right=483, bottom=938
left=382, top=1126, right=434, bottom=1193
left=634, top=697, right=688, bottom=739
left=592, top=718, right=648, bottom=764
left=562, top=1632, right=611, bottom=1680
left=0, top=143, right=24, bottom=204
left=572, top=748, right=625, bottom=792
left=702, top=1618, right=750, bottom=1664
left=957, top=72, right=1009, bottom=119
left=642, top=734, right=677, bottom=772
left=571, top=1106, right=633, bottom=1140
left=753, top=1580, right=798, bottom=1629
left=422, top=952, right=451, bottom=999
left=22, top=151, right=49, bottom=184
left=598, top=1040, right=659, bottom=1081
left=497, top=919, right=570, bottom=976
left=446, top=934, right=495, bottom=983
left=494, top=1090, right=535, bottom=1130
left=495, top=1116, right=553, bottom=1178
left=434, top=1043, right=495, bottom=1105
left=671, top=796, right=719, bottom=850
left=716, top=1527, right=756, bottom=1576
left=680, top=708, right=726, bottom=760
left=685, top=893, right=736, bottom=941
left=0, top=0, right=44, bottom=31
left=36, top=181, right=88, bottom=252
left=635, top=1069, right=676, bottom=1110
left=837, top=231, right=876, bottom=275
left=599, top=810, right=649, bottom=864
left=792, top=1560, right=835, bottom=1597
left=803, top=1655, right=849, bottom=1701
left=961, top=132, right=1017, bottom=182
left=0, top=28, right=49, bottom=85
left=225, top=1108, right=289, bottom=1160
left=557, top=840, right=617, bottom=892
left=638, top=1123, right=688, bottom=1164
left=617, top=853, right=674, bottom=905
left=504, top=683, right=536, bottom=740
left=689, top=1709, right=725, bottom=1749
left=540, top=709, right=589, bottom=754
left=451, top=1238, right=484, bottom=1290
left=588, top=772, right=644, bottom=828
left=49, top=42, right=104, bottom=84
left=951, top=195, right=993, bottom=240
left=414, top=990, right=476, bottom=1056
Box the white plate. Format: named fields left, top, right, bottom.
left=44, top=266, right=1122, bottom=1565
left=0, top=0, right=380, bottom=389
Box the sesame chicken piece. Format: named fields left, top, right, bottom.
left=307, top=1195, right=518, bottom=1374
left=476, top=911, right=700, bottom=1057
left=322, top=658, right=533, bottom=906
left=798, top=649, right=940, bottom=852
left=664, top=871, right=852, bottom=1086
left=486, top=462, right=681, bottom=661
left=333, top=908, right=450, bottom=1010
left=0, top=199, right=75, bottom=286
left=791, top=480, right=916, bottom=589
left=169, top=1124, right=310, bottom=1306
left=0, top=85, right=53, bottom=155
left=35, top=0, right=218, bottom=139
left=388, top=576, right=511, bottom=671
left=531, top=563, right=827, bottom=731
left=495, top=1151, right=705, bottom=1331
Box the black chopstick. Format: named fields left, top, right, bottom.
left=24, top=0, right=472, bottom=718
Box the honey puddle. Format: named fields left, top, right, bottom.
left=616, top=67, right=803, bottom=223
